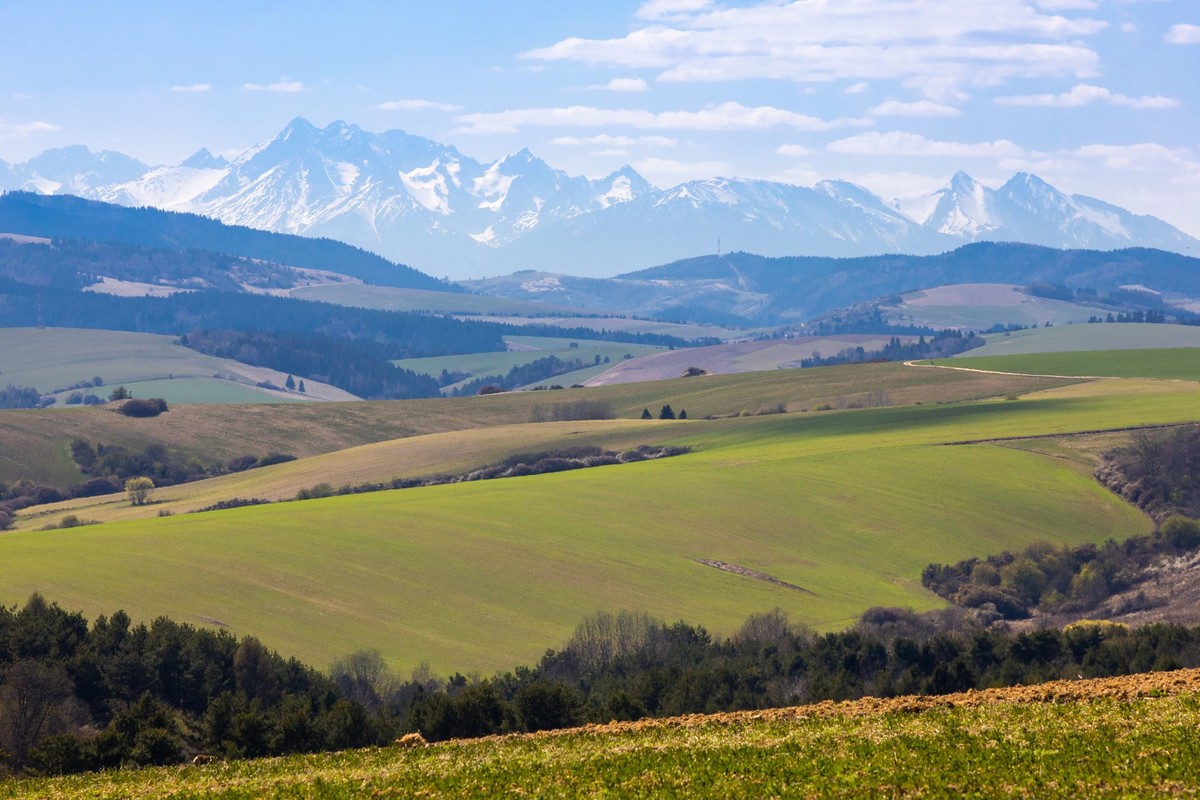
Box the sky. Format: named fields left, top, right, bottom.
left=1, top=0, right=1198, bottom=235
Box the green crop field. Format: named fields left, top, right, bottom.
left=0, top=327, right=351, bottom=405
left=886, top=283, right=1106, bottom=330
left=8, top=374, right=1199, bottom=673
left=461, top=314, right=749, bottom=341
left=289, top=283, right=587, bottom=316
left=932, top=347, right=1200, bottom=381
left=960, top=322, right=1200, bottom=357
left=0, top=361, right=1069, bottom=486
left=395, top=335, right=664, bottom=391
left=7, top=671, right=1199, bottom=798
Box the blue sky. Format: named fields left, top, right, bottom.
left=2, top=0, right=1198, bottom=235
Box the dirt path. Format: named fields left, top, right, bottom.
left=903, top=360, right=1106, bottom=380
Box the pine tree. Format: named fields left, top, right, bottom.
left=659, top=404, right=676, bottom=420
left=641, top=408, right=652, bottom=420
left=285, top=374, right=296, bottom=390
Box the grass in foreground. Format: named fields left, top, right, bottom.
left=9, top=669, right=1200, bottom=799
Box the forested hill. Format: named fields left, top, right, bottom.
left=0, top=278, right=693, bottom=355
left=0, top=191, right=453, bottom=291
left=619, top=243, right=1200, bottom=321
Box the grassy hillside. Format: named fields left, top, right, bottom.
left=933, top=347, right=1200, bottom=381
left=885, top=283, right=1107, bottom=329
left=959, top=322, right=1200, bottom=356
left=8, top=669, right=1200, bottom=798
left=291, top=283, right=586, bottom=316
left=0, top=361, right=1068, bottom=486
left=0, top=327, right=353, bottom=405
left=394, top=335, right=665, bottom=392
left=8, top=376, right=1197, bottom=672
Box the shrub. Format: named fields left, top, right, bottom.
left=125, top=477, right=155, bottom=506
left=117, top=398, right=169, bottom=418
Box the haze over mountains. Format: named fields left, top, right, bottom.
left=1, top=117, right=1196, bottom=280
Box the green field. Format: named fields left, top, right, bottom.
left=9, top=377, right=1197, bottom=672
left=960, top=322, right=1200, bottom=357
left=289, top=283, right=585, bottom=316
left=461, top=314, right=749, bottom=341
left=8, top=672, right=1199, bottom=798
left=0, top=361, right=1066, bottom=486
left=885, top=284, right=1106, bottom=330
left=934, top=347, right=1200, bottom=381
left=394, top=335, right=664, bottom=391
left=0, top=328, right=350, bottom=405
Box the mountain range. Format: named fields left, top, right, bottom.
left=2, top=117, right=1197, bottom=279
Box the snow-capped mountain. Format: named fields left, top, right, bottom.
left=896, top=172, right=1198, bottom=253
left=2, top=118, right=1196, bottom=279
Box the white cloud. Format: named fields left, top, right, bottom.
left=523, top=1, right=1107, bottom=98
left=590, top=77, right=649, bottom=92
left=845, top=82, right=870, bottom=94
left=454, top=102, right=868, bottom=134
left=1165, top=24, right=1200, bottom=44
left=1072, top=142, right=1194, bottom=169
left=243, top=81, right=305, bottom=93
left=636, top=0, right=714, bottom=21
left=995, top=83, right=1179, bottom=109
left=998, top=157, right=1082, bottom=173
left=12, top=92, right=35, bottom=101
left=842, top=170, right=950, bottom=200
left=1035, top=0, right=1097, bottom=9
left=551, top=134, right=676, bottom=147
left=375, top=99, right=462, bottom=112
left=869, top=100, right=961, bottom=117
left=632, top=156, right=732, bottom=183
left=170, top=83, right=212, bottom=93
left=776, top=144, right=815, bottom=157
left=0, top=119, right=59, bottom=139
left=827, top=131, right=1026, bottom=158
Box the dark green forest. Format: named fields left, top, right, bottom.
left=4, top=594, right=1200, bottom=778
left=0, top=191, right=451, bottom=291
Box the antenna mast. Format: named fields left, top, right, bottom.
left=717, top=236, right=722, bottom=257
left=37, top=286, right=44, bottom=329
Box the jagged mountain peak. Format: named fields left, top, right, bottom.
left=180, top=148, right=228, bottom=170
left=4, top=118, right=1198, bottom=279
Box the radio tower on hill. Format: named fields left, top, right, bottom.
left=37, top=286, right=45, bottom=329
left=717, top=235, right=722, bottom=257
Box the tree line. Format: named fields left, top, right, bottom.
left=799, top=330, right=983, bottom=368
left=7, top=591, right=1200, bottom=777
left=182, top=329, right=442, bottom=400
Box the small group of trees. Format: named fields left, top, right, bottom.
left=641, top=405, right=687, bottom=420
left=923, top=516, right=1200, bottom=620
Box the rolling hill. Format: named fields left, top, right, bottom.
left=0, top=327, right=355, bottom=406
left=465, top=243, right=1200, bottom=325
left=5, top=359, right=1196, bottom=673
